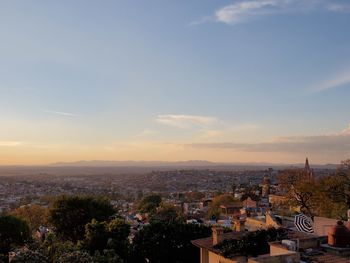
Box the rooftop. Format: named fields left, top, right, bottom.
left=191, top=231, right=243, bottom=254
left=302, top=252, right=350, bottom=263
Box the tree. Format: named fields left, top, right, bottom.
left=93, top=250, right=124, bottom=263
left=319, top=160, right=350, bottom=219
left=57, top=251, right=93, bottom=263
left=0, top=215, right=30, bottom=255
left=10, top=249, right=48, bottom=263
left=138, top=194, right=162, bottom=214
left=240, top=186, right=260, bottom=203
left=130, top=221, right=211, bottom=263
left=313, top=176, right=347, bottom=219
left=151, top=204, right=184, bottom=223
left=49, top=196, right=115, bottom=242
left=277, top=169, right=317, bottom=217
left=207, top=194, right=238, bottom=220
left=82, top=219, right=130, bottom=260
left=107, top=219, right=130, bottom=259
left=84, top=220, right=109, bottom=253
left=11, top=204, right=49, bottom=233
left=41, top=233, right=77, bottom=263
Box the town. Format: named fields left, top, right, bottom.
left=1, top=159, right=350, bottom=262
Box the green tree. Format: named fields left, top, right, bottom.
left=84, top=220, right=109, bottom=253
left=130, top=221, right=211, bottom=263
left=82, top=219, right=130, bottom=260
left=42, top=233, right=77, bottom=263
left=10, top=249, right=48, bottom=263
left=138, top=194, right=162, bottom=214
left=49, top=196, right=115, bottom=242
left=57, top=250, right=93, bottom=263
left=278, top=169, right=317, bottom=217
left=11, top=204, right=49, bottom=233
left=107, top=219, right=130, bottom=259
left=207, top=194, right=238, bottom=220
left=0, top=215, right=30, bottom=255
left=93, top=250, right=124, bottom=263
left=318, top=160, right=350, bottom=219
left=151, top=204, right=184, bottom=223
left=313, top=177, right=347, bottom=219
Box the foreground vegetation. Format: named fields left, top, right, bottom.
left=0, top=195, right=211, bottom=263
left=277, top=159, right=350, bottom=219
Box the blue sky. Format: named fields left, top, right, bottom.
left=1, top=0, right=350, bottom=164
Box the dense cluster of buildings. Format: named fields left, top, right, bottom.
left=192, top=215, right=350, bottom=263
left=189, top=159, right=350, bottom=263
left=1, top=159, right=348, bottom=262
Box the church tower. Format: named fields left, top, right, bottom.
left=304, top=157, right=314, bottom=182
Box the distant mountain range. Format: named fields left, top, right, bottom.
left=52, top=160, right=217, bottom=167
left=50, top=160, right=339, bottom=169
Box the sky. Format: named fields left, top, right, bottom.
left=1, top=0, right=350, bottom=165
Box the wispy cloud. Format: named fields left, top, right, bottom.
left=135, top=129, right=158, bottom=138
left=0, top=141, right=23, bottom=147
left=215, top=0, right=283, bottom=25
left=155, top=114, right=218, bottom=128
left=188, top=16, right=214, bottom=26
left=153, top=114, right=259, bottom=142
left=341, top=123, right=350, bottom=134
left=44, top=110, right=79, bottom=117
left=188, top=123, right=350, bottom=154
left=327, top=3, right=350, bottom=13
left=194, top=123, right=260, bottom=140
left=308, top=69, right=350, bottom=93
left=191, top=0, right=348, bottom=26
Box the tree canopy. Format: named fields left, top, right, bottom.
left=11, top=204, right=49, bottom=233
left=138, top=194, right=162, bottom=214
left=150, top=204, right=184, bottom=223
left=207, top=194, right=239, bottom=220
left=215, top=228, right=288, bottom=258
left=83, top=218, right=130, bottom=260
left=131, top=221, right=211, bottom=263
left=0, top=214, right=30, bottom=255
left=277, top=169, right=317, bottom=217
left=49, top=195, right=116, bottom=242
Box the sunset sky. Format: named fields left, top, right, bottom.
left=1, top=0, right=350, bottom=165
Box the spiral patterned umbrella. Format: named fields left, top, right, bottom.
left=294, top=213, right=314, bottom=233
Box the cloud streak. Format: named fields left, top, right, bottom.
left=192, top=0, right=350, bottom=26
left=215, top=0, right=283, bottom=25
left=44, top=110, right=79, bottom=117
left=188, top=123, right=350, bottom=154
left=155, top=114, right=218, bottom=128
left=308, top=69, right=350, bottom=93
left=0, top=141, right=23, bottom=147
left=327, top=3, right=350, bottom=13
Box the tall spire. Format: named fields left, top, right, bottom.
left=304, top=157, right=314, bottom=182
left=305, top=157, right=310, bottom=172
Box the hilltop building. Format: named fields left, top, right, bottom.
left=304, top=157, right=315, bottom=183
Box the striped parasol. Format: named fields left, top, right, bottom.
left=294, top=213, right=314, bottom=233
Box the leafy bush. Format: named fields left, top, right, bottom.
left=214, top=227, right=288, bottom=258
left=10, top=249, right=48, bottom=263
left=0, top=214, right=31, bottom=254
left=57, top=250, right=93, bottom=263
left=131, top=221, right=211, bottom=263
